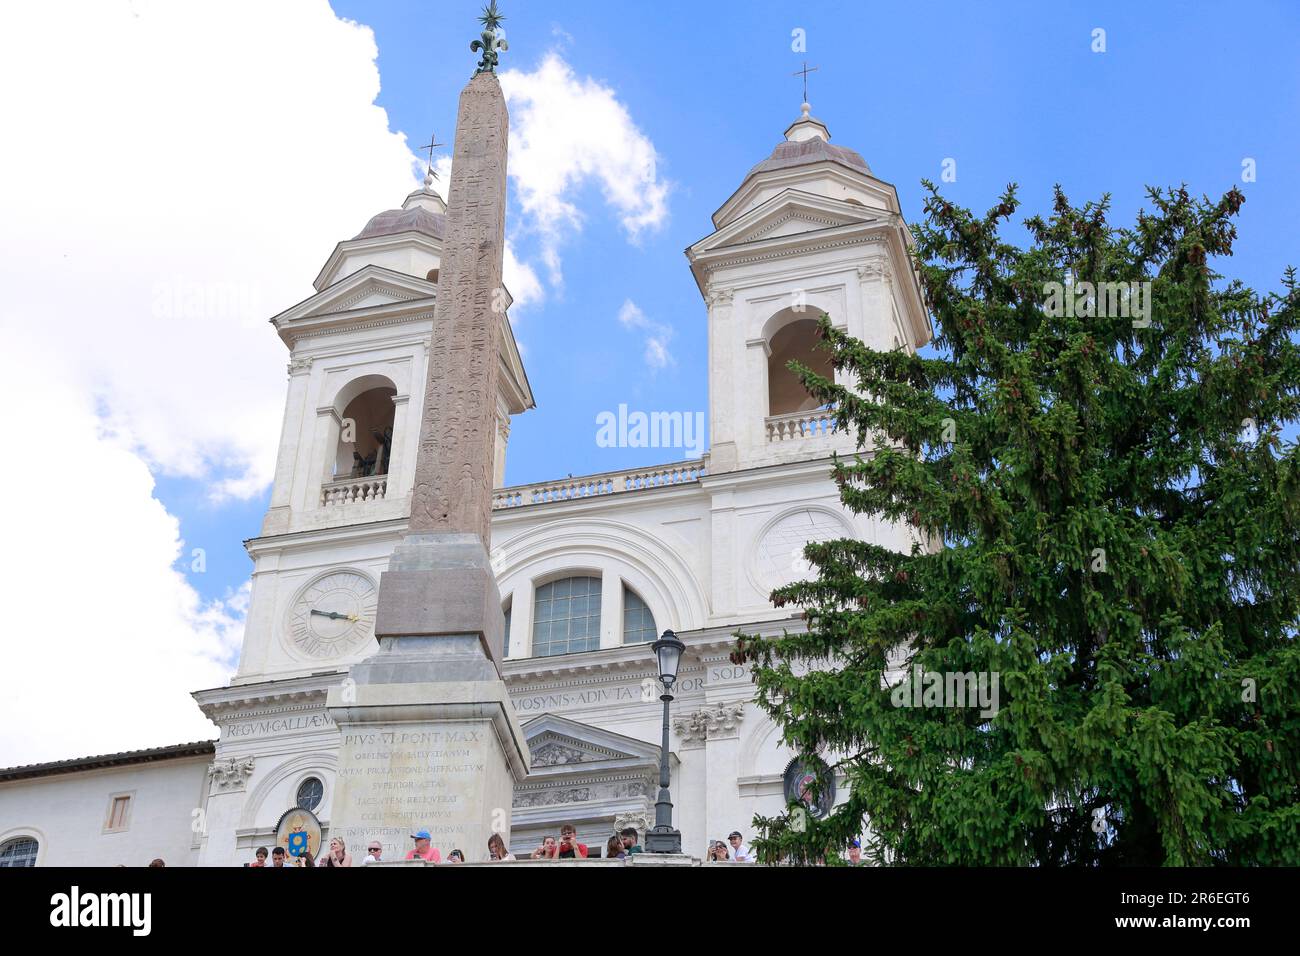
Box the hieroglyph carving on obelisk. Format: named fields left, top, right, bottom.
left=409, top=71, right=508, bottom=548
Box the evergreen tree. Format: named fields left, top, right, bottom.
left=738, top=183, right=1300, bottom=865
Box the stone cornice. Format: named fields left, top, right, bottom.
left=693, top=224, right=890, bottom=276
left=282, top=307, right=437, bottom=347
left=504, top=619, right=803, bottom=686
left=244, top=516, right=409, bottom=555
left=193, top=624, right=803, bottom=720
left=192, top=672, right=341, bottom=722
left=514, top=767, right=658, bottom=792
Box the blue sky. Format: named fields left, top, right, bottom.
left=170, top=0, right=1300, bottom=608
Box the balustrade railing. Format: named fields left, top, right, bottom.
left=765, top=408, right=837, bottom=442
left=320, top=475, right=388, bottom=506
left=492, top=462, right=706, bottom=510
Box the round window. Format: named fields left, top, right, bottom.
left=295, top=777, right=324, bottom=812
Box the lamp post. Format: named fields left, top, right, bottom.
left=645, top=629, right=685, bottom=854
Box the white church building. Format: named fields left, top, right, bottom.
left=0, top=104, right=929, bottom=867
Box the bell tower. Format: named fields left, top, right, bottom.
left=686, top=102, right=931, bottom=473
left=230, top=170, right=533, bottom=685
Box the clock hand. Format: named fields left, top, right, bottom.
left=310, top=609, right=349, bottom=621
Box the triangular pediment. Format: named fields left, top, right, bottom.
left=522, top=713, right=661, bottom=767
left=692, top=189, right=885, bottom=255
left=271, top=265, right=435, bottom=327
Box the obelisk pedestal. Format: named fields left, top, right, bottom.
left=326, top=64, right=529, bottom=864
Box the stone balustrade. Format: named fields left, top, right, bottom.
left=765, top=408, right=838, bottom=443
left=492, top=462, right=707, bottom=510
left=320, top=475, right=388, bottom=506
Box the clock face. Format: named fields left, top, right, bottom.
left=287, top=571, right=377, bottom=659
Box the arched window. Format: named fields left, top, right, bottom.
left=334, top=385, right=397, bottom=479
left=532, top=577, right=601, bottom=657
left=502, top=602, right=512, bottom=658
left=767, top=318, right=834, bottom=416
left=622, top=587, right=656, bottom=644
left=0, top=837, right=38, bottom=868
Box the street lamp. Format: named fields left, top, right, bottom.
left=645, top=629, right=685, bottom=854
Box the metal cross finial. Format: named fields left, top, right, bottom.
left=792, top=61, right=819, bottom=104
left=418, top=133, right=445, bottom=178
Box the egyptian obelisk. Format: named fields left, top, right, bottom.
left=326, top=3, right=529, bottom=864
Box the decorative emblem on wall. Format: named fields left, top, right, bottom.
left=274, top=806, right=323, bottom=860
left=286, top=570, right=378, bottom=659
left=783, top=755, right=835, bottom=819
left=208, top=757, right=255, bottom=792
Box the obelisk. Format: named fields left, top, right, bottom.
left=326, top=4, right=529, bottom=864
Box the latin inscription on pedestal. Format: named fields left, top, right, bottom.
left=330, top=721, right=511, bottom=859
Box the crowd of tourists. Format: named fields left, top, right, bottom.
left=247, top=826, right=766, bottom=865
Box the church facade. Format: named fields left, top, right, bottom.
left=0, top=105, right=929, bottom=866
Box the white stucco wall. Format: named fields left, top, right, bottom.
left=0, top=756, right=209, bottom=867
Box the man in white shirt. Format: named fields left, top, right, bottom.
left=728, top=831, right=755, bottom=862
left=362, top=842, right=383, bottom=864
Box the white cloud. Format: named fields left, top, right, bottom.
left=504, top=244, right=545, bottom=315
left=617, top=299, right=676, bottom=370
left=0, top=332, right=245, bottom=764
left=0, top=1, right=426, bottom=764
left=500, top=52, right=671, bottom=287
left=0, top=0, right=425, bottom=499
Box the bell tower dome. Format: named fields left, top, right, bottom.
left=686, top=104, right=930, bottom=473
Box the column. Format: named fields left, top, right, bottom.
left=305, top=405, right=342, bottom=510
left=706, top=287, right=737, bottom=472
left=599, top=574, right=623, bottom=650
left=195, top=756, right=255, bottom=868
left=709, top=487, right=737, bottom=619
left=387, top=393, right=410, bottom=498
left=493, top=397, right=511, bottom=488
left=744, top=336, right=771, bottom=464
left=262, top=358, right=314, bottom=533
left=508, top=579, right=534, bottom=660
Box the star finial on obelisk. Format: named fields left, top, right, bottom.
left=471, top=1, right=509, bottom=74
